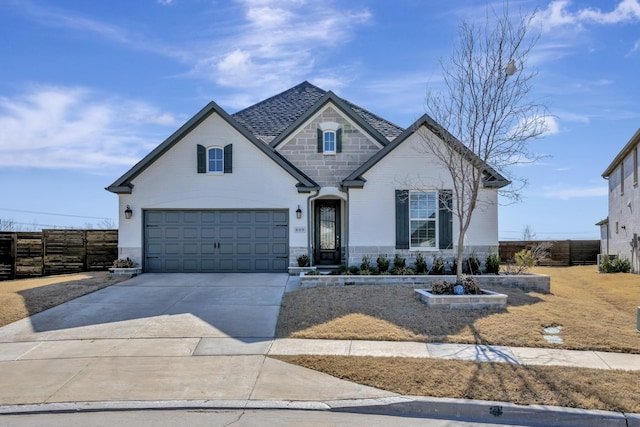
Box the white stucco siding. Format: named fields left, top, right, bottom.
left=349, top=129, right=499, bottom=249
left=117, top=112, right=309, bottom=259
left=606, top=144, right=639, bottom=270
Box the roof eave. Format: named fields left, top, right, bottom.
left=602, top=128, right=640, bottom=178
left=105, top=184, right=133, bottom=194
left=107, top=100, right=320, bottom=194
left=341, top=179, right=366, bottom=188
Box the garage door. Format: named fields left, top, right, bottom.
left=144, top=210, right=289, bottom=273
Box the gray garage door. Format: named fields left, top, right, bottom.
left=144, top=210, right=289, bottom=273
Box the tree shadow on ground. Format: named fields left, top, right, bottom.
left=275, top=285, right=544, bottom=343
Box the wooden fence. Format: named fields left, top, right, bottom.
left=499, top=240, right=600, bottom=267
left=0, top=230, right=118, bottom=281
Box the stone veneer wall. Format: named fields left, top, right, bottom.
left=277, top=107, right=382, bottom=188
left=300, top=273, right=550, bottom=293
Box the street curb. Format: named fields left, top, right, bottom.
left=1, top=397, right=638, bottom=426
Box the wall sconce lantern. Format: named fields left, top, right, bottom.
left=124, top=205, right=133, bottom=220
left=296, top=205, right=302, bottom=219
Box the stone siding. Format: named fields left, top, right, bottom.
left=278, top=107, right=381, bottom=187
left=300, top=273, right=550, bottom=293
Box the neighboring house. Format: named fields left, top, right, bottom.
left=598, top=129, right=640, bottom=273
left=107, top=81, right=509, bottom=273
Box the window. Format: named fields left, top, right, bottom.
left=208, top=147, right=223, bottom=173
left=323, top=131, right=336, bottom=153
left=197, top=144, right=232, bottom=174
left=409, top=191, right=438, bottom=248
left=621, top=162, right=624, bottom=195
left=316, top=124, right=342, bottom=154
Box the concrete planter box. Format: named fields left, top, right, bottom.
left=415, top=288, right=508, bottom=309
left=288, top=266, right=317, bottom=276
left=108, top=267, right=142, bottom=277
left=299, top=273, right=550, bottom=293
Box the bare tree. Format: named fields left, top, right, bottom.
left=522, top=224, right=536, bottom=240
left=420, top=6, right=548, bottom=282
left=0, top=218, right=16, bottom=231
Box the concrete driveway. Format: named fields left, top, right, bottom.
left=0, top=273, right=292, bottom=342
left=0, top=273, right=395, bottom=407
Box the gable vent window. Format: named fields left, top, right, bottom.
left=317, top=123, right=342, bottom=154
left=197, top=144, right=232, bottom=174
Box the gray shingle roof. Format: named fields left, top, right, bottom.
left=231, top=81, right=404, bottom=143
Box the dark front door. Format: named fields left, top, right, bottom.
left=314, top=200, right=341, bottom=265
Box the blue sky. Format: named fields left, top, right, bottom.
left=1, top=0, right=638, bottom=240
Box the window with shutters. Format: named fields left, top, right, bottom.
left=317, top=122, right=341, bottom=154
left=409, top=191, right=438, bottom=248
left=197, top=144, right=232, bottom=174
left=323, top=131, right=336, bottom=154
left=208, top=147, right=224, bottom=173
left=396, top=189, right=451, bottom=250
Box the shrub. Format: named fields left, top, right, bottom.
left=348, top=265, right=360, bottom=275
left=600, top=255, right=631, bottom=273
left=463, top=253, right=481, bottom=275
left=504, top=242, right=553, bottom=274
left=112, top=258, right=137, bottom=268
left=430, top=277, right=481, bottom=295
left=414, top=253, right=428, bottom=274
left=429, top=257, right=445, bottom=275
left=485, top=253, right=500, bottom=275
left=329, top=265, right=351, bottom=275
left=360, top=255, right=373, bottom=272
left=393, top=253, right=406, bottom=269
left=376, top=254, right=390, bottom=273
left=431, top=280, right=453, bottom=294
left=394, top=266, right=415, bottom=275
left=296, top=254, right=310, bottom=267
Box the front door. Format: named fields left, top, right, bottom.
left=314, top=200, right=341, bottom=265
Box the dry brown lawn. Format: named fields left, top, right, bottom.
left=273, top=355, right=640, bottom=413
left=276, top=266, right=640, bottom=353
left=0, top=272, right=128, bottom=327
left=275, top=266, right=640, bottom=412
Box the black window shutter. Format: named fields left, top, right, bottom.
left=336, top=128, right=342, bottom=153
left=395, top=190, right=409, bottom=249
left=439, top=190, right=453, bottom=249
left=223, top=144, right=232, bottom=173
left=197, top=144, right=206, bottom=173
left=317, top=129, right=323, bottom=153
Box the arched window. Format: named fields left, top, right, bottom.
left=208, top=147, right=223, bottom=173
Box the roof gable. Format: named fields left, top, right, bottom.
left=268, top=91, right=391, bottom=149
left=342, top=114, right=510, bottom=189
left=107, top=101, right=318, bottom=194
left=231, top=81, right=403, bottom=144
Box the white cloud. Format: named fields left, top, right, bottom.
left=543, top=185, right=608, bottom=200
left=0, top=85, right=178, bottom=171
left=190, top=0, right=372, bottom=102
left=627, top=39, right=640, bottom=56
left=535, top=0, right=640, bottom=31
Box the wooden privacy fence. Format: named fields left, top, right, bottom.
left=0, top=229, right=118, bottom=281
left=499, top=240, right=600, bottom=267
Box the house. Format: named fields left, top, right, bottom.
left=107, top=82, right=509, bottom=273
left=598, top=128, right=640, bottom=273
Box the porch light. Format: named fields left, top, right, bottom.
left=296, top=205, right=302, bottom=219
left=124, top=205, right=133, bottom=220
